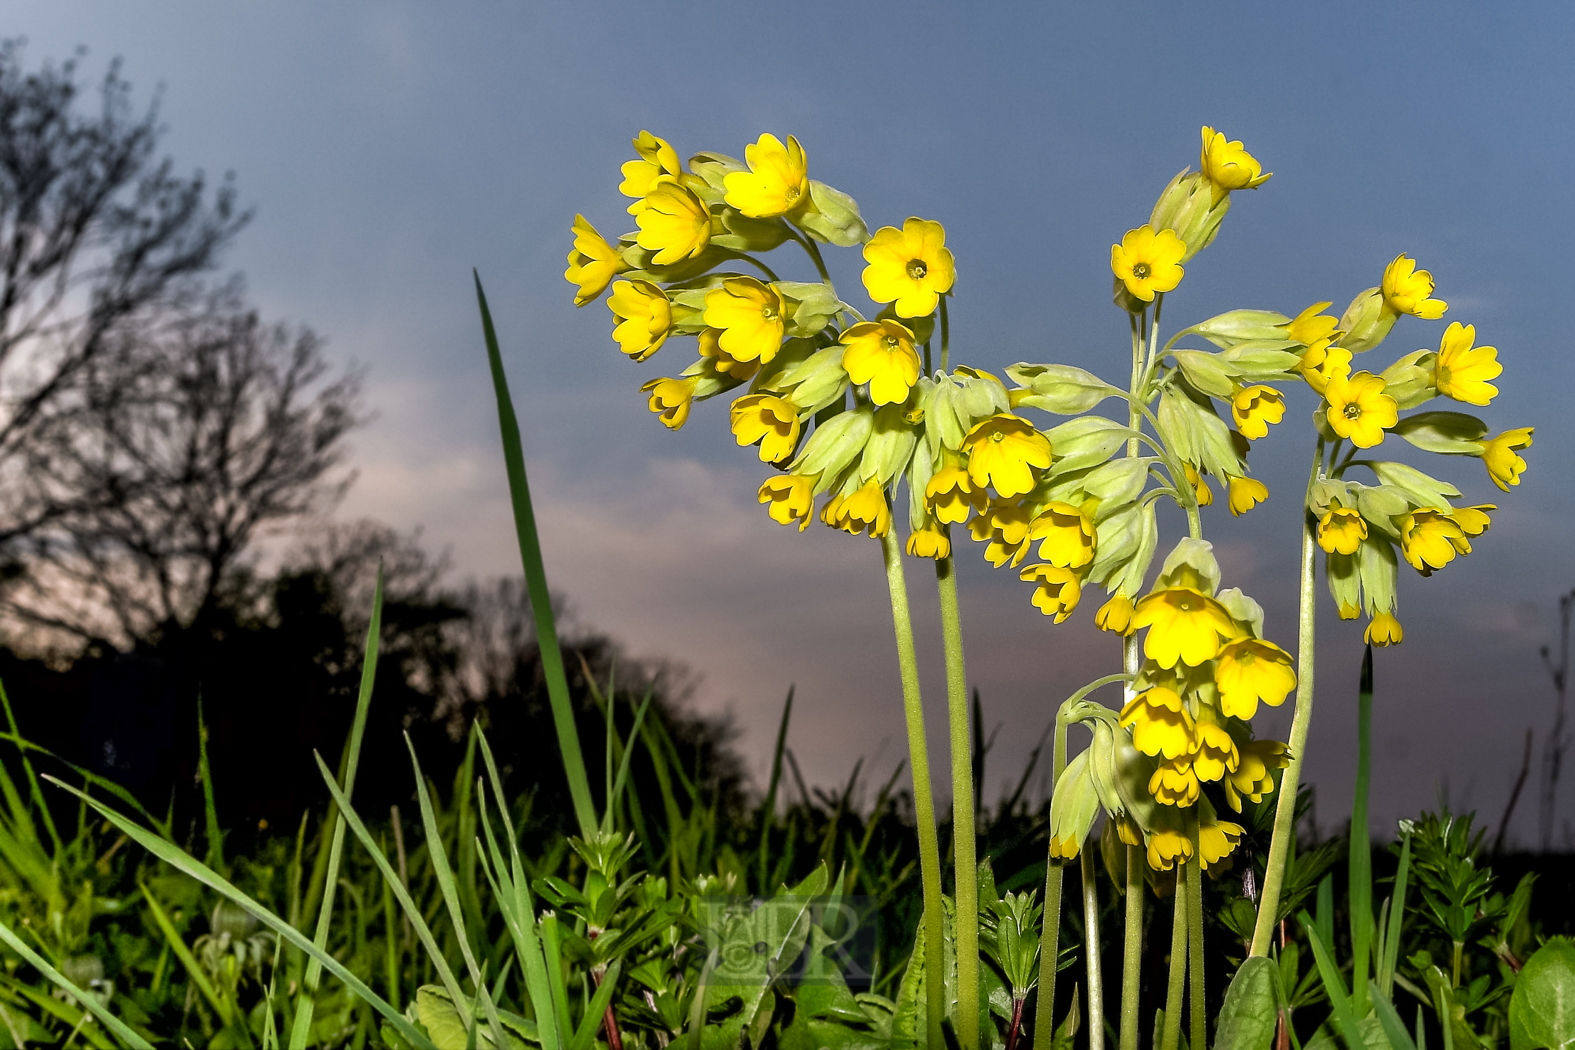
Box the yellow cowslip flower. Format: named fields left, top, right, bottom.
left=704, top=277, right=786, bottom=364
left=1230, top=385, right=1285, bottom=440
left=821, top=480, right=890, bottom=538
left=1191, top=723, right=1240, bottom=782
left=640, top=376, right=697, bottom=430
left=1225, top=740, right=1289, bottom=812
left=1214, top=638, right=1296, bottom=720
left=619, top=131, right=683, bottom=201
left=723, top=133, right=809, bottom=219
left=1096, top=592, right=1137, bottom=635
left=758, top=473, right=817, bottom=532
left=1298, top=340, right=1353, bottom=397
left=1131, top=587, right=1241, bottom=669
left=697, top=327, right=761, bottom=380
left=1324, top=371, right=1397, bottom=448
left=1317, top=508, right=1368, bottom=555
left=1020, top=564, right=1082, bottom=622
left=1119, top=686, right=1195, bottom=761
left=1338, top=602, right=1362, bottom=621
left=1049, top=832, right=1082, bottom=860
left=969, top=500, right=1034, bottom=567
left=1146, top=824, right=1194, bottom=871
left=1027, top=501, right=1097, bottom=569
left=634, top=178, right=712, bottom=266
left=730, top=394, right=801, bottom=464
left=565, top=215, right=626, bottom=306
left=1198, top=817, right=1245, bottom=871
left=1365, top=611, right=1403, bottom=647
left=1381, top=253, right=1448, bottom=319
left=840, top=320, right=922, bottom=406
left=1478, top=427, right=1534, bottom=492
left=1149, top=757, right=1200, bottom=807
left=1183, top=463, right=1214, bottom=507
left=608, top=279, right=673, bottom=361
left=1399, top=508, right=1469, bottom=575
left=925, top=465, right=989, bottom=524
left=906, top=521, right=951, bottom=560
left=1110, top=224, right=1186, bottom=302
left=1434, top=322, right=1501, bottom=406
left=1452, top=504, right=1495, bottom=537
left=1227, top=475, right=1268, bottom=517
left=963, top=414, right=1053, bottom=499
left=862, top=217, right=956, bottom=318
left=1287, top=302, right=1342, bottom=347
left=1199, top=126, right=1271, bottom=204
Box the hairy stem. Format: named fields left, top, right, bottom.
left=1032, top=707, right=1074, bottom=1050
left=1187, top=850, right=1205, bottom=1050
left=1161, top=863, right=1188, bottom=1050
left=1119, top=633, right=1143, bottom=1050
left=937, top=555, right=979, bottom=1050
left=1082, top=846, right=1105, bottom=1050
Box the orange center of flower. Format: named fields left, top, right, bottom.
left=907, top=260, right=927, bottom=280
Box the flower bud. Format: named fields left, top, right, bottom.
left=1338, top=288, right=1398, bottom=354
left=1149, top=171, right=1229, bottom=263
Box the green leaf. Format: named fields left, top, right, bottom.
left=1366, top=461, right=1461, bottom=510
left=1299, top=911, right=1368, bottom=1050
left=1214, top=957, right=1279, bottom=1050
left=1509, top=938, right=1575, bottom=1050
left=1042, top=415, right=1135, bottom=474
left=0, top=915, right=155, bottom=1049
left=798, top=180, right=869, bottom=247
left=1392, top=411, right=1489, bottom=455
left=1006, top=363, right=1122, bottom=414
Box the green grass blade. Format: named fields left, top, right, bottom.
left=0, top=675, right=61, bottom=852
left=1379, top=828, right=1412, bottom=1000
left=607, top=690, right=653, bottom=833
left=40, top=775, right=436, bottom=1050
left=140, top=883, right=234, bottom=1032
left=0, top=915, right=154, bottom=1049
left=476, top=814, right=563, bottom=1050
left=1372, top=994, right=1419, bottom=1050
left=539, top=914, right=573, bottom=1045
left=568, top=959, right=621, bottom=1050
left=1350, top=644, right=1375, bottom=1015
left=1298, top=911, right=1367, bottom=1050
left=197, top=695, right=223, bottom=869
left=292, top=568, right=385, bottom=1049
left=0, top=731, right=169, bottom=838
left=756, top=687, right=793, bottom=892
left=473, top=271, right=596, bottom=839
left=0, top=970, right=122, bottom=1049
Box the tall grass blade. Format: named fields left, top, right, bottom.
left=197, top=696, right=223, bottom=869
left=756, top=687, right=794, bottom=890
left=1299, top=911, right=1367, bottom=1050
left=140, top=882, right=239, bottom=1037
left=568, top=960, right=622, bottom=1050
left=0, top=914, right=155, bottom=1049
left=473, top=271, right=596, bottom=839
left=0, top=675, right=60, bottom=851
left=605, top=690, right=654, bottom=836
left=292, top=568, right=385, bottom=1049
left=43, top=775, right=436, bottom=1050
left=1379, top=828, right=1412, bottom=1000
left=1349, top=643, right=1375, bottom=1015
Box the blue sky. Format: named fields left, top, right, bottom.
left=13, top=2, right=1575, bottom=843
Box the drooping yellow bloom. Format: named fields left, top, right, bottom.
left=697, top=327, right=761, bottom=380
left=1399, top=508, right=1469, bottom=575
left=1198, top=817, right=1245, bottom=870
left=1214, top=637, right=1296, bottom=719
left=1191, top=723, right=1240, bottom=782
left=1287, top=302, right=1341, bottom=347
left=1146, top=824, right=1194, bottom=871
left=821, top=480, right=891, bottom=538
left=1338, top=602, right=1362, bottom=621
left=620, top=131, right=684, bottom=201
left=729, top=394, right=801, bottom=464
left=1478, top=427, right=1534, bottom=492
left=723, top=133, right=809, bottom=218
left=963, top=414, right=1053, bottom=499
left=758, top=474, right=817, bottom=532
left=1149, top=757, right=1200, bottom=807
left=840, top=320, right=922, bottom=406
left=1452, top=504, right=1495, bottom=537
left=1096, top=592, right=1137, bottom=635
left=862, top=217, right=957, bottom=318
left=1183, top=463, right=1214, bottom=507
left=1131, top=587, right=1241, bottom=669
left=1119, top=687, right=1195, bottom=761
left=1020, top=564, right=1081, bottom=622
left=1110, top=224, right=1186, bottom=302
left=1299, top=340, right=1353, bottom=397
left=704, top=277, right=786, bottom=364
left=640, top=376, right=697, bottom=430
left=1049, top=833, right=1083, bottom=861
left=1225, top=740, right=1289, bottom=812
left=1199, top=126, right=1271, bottom=203
left=1227, top=475, right=1268, bottom=517
left=1230, top=385, right=1285, bottom=440
left=608, top=279, right=673, bottom=361
left=969, top=500, right=1034, bottom=567
left=634, top=178, right=712, bottom=266
left=1434, top=322, right=1501, bottom=406
left=925, top=465, right=989, bottom=524
left=1365, top=611, right=1403, bottom=647
left=1323, top=371, right=1397, bottom=448
left=1381, top=253, right=1448, bottom=319
left=1027, top=502, right=1097, bottom=569
left=1317, top=508, right=1368, bottom=555
left=565, top=215, right=626, bottom=306
left=907, top=521, right=951, bottom=559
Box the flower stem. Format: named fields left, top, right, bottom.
left=1082, top=847, right=1105, bottom=1050
left=1119, top=631, right=1143, bottom=1050
left=1160, top=862, right=1188, bottom=1050
left=1249, top=445, right=1325, bottom=956
left=1032, top=707, right=1075, bottom=1050
left=1187, top=850, right=1205, bottom=1050
left=937, top=555, right=979, bottom=1050
left=880, top=529, right=947, bottom=1048
left=940, top=296, right=952, bottom=373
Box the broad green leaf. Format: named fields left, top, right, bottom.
left=1510, top=938, right=1575, bottom=1050
left=1214, top=957, right=1279, bottom=1050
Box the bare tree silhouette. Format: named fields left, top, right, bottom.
left=1538, top=587, right=1574, bottom=851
